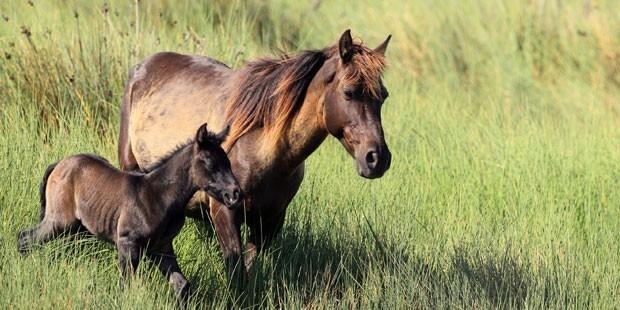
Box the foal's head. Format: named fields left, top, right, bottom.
left=191, top=123, right=242, bottom=208
left=320, top=30, right=393, bottom=179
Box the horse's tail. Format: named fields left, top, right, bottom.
left=118, top=63, right=140, bottom=171
left=39, top=162, right=58, bottom=222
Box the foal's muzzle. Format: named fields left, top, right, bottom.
left=222, top=186, right=243, bottom=209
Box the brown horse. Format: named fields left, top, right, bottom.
left=18, top=124, right=241, bottom=301
left=118, top=30, right=392, bottom=272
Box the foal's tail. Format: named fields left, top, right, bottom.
left=39, top=162, right=58, bottom=222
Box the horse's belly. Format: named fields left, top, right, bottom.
left=129, top=86, right=226, bottom=170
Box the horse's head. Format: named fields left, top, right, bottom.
left=320, top=30, right=392, bottom=179
left=191, top=123, right=243, bottom=208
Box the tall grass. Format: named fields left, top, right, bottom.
left=1, top=0, right=620, bottom=308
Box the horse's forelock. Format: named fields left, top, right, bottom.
left=341, top=44, right=387, bottom=99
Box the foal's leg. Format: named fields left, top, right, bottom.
left=17, top=219, right=77, bottom=255
left=18, top=189, right=80, bottom=255
left=148, top=246, right=189, bottom=302
left=117, top=236, right=143, bottom=285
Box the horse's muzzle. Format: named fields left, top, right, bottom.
left=357, top=145, right=391, bottom=179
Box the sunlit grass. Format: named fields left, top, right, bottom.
left=1, top=0, right=620, bottom=308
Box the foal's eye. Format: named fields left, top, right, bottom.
left=343, top=90, right=354, bottom=100
left=202, top=158, right=214, bottom=170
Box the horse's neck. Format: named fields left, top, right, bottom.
left=254, top=84, right=328, bottom=176
left=144, top=146, right=197, bottom=209
left=284, top=90, right=328, bottom=166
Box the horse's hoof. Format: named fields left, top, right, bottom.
left=16, top=230, right=31, bottom=255
left=179, top=283, right=190, bottom=298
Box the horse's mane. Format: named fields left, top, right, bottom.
left=223, top=49, right=326, bottom=150
left=223, top=41, right=386, bottom=149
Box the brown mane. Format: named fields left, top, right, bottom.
left=337, top=43, right=387, bottom=99
left=223, top=42, right=387, bottom=149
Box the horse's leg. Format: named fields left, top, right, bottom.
left=184, top=190, right=211, bottom=221
left=117, top=237, right=142, bottom=285
left=245, top=210, right=286, bottom=270
left=244, top=165, right=304, bottom=270
left=148, top=247, right=189, bottom=302
left=210, top=201, right=244, bottom=283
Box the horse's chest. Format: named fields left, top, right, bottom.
left=245, top=165, right=305, bottom=214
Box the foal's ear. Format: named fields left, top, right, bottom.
left=214, top=125, right=230, bottom=145
left=374, top=34, right=392, bottom=56
left=196, top=123, right=210, bottom=147
left=339, top=29, right=354, bottom=63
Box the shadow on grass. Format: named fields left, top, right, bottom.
left=186, top=217, right=581, bottom=308
left=13, top=217, right=582, bottom=308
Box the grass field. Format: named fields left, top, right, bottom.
left=2, top=0, right=620, bottom=308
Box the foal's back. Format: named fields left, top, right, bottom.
left=46, top=154, right=134, bottom=241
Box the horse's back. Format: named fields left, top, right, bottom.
left=125, top=52, right=232, bottom=170
left=128, top=52, right=231, bottom=100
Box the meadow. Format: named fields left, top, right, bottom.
left=1, top=0, right=620, bottom=308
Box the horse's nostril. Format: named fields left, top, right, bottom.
left=365, top=150, right=379, bottom=169
left=232, top=189, right=240, bottom=202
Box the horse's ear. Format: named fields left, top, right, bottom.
left=196, top=122, right=209, bottom=147
left=339, top=29, right=354, bottom=63
left=214, top=125, right=230, bottom=145
left=374, top=34, right=392, bottom=56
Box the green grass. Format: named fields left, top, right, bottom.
left=2, top=0, right=620, bottom=308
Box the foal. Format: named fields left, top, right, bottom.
left=17, top=123, right=242, bottom=300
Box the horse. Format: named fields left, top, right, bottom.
left=17, top=123, right=241, bottom=301
left=118, top=30, right=392, bottom=273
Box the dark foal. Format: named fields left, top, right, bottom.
left=17, top=123, right=242, bottom=301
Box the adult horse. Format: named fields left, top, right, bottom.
left=118, top=30, right=392, bottom=271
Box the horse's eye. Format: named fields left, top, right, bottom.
left=381, top=87, right=389, bottom=100
left=344, top=90, right=353, bottom=100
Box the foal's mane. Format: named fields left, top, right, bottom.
left=223, top=41, right=386, bottom=149
left=146, top=139, right=193, bottom=172
left=145, top=128, right=225, bottom=172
